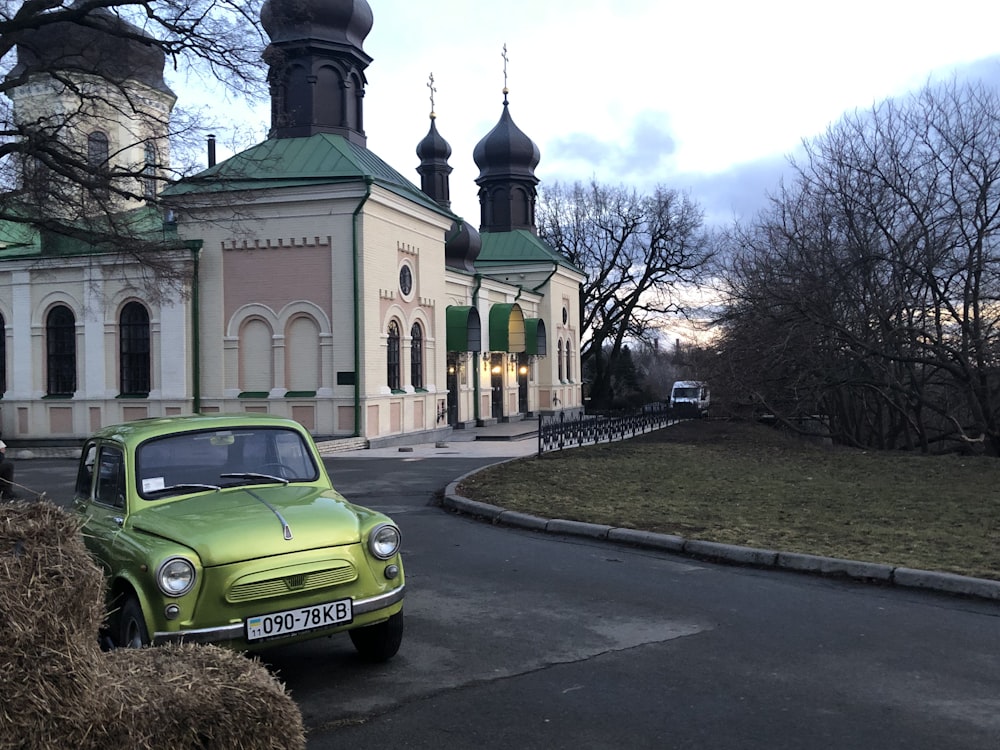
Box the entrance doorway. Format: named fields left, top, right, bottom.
left=446, top=354, right=459, bottom=426
left=517, top=353, right=529, bottom=415
left=490, top=353, right=504, bottom=420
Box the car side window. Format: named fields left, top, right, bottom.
left=75, top=444, right=97, bottom=498
left=94, top=447, right=126, bottom=509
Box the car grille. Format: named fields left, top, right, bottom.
left=227, top=562, right=358, bottom=603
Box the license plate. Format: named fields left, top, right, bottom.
left=246, top=598, right=353, bottom=642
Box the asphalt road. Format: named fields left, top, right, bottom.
left=14, top=452, right=1000, bottom=749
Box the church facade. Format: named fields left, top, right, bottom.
left=0, top=0, right=584, bottom=446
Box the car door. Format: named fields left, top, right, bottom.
left=74, top=441, right=128, bottom=575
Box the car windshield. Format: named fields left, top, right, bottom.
left=674, top=388, right=700, bottom=398
left=136, top=427, right=320, bottom=500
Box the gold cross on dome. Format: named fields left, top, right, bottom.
left=502, top=44, right=509, bottom=95
left=427, top=72, right=437, bottom=118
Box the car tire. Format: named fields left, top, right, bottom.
left=349, top=610, right=403, bottom=662
left=116, top=595, right=150, bottom=648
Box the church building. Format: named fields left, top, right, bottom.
left=0, top=0, right=584, bottom=446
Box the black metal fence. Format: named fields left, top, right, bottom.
left=537, top=406, right=681, bottom=455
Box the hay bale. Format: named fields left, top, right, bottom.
left=0, top=501, right=107, bottom=750
left=0, top=500, right=306, bottom=750
left=102, top=645, right=306, bottom=750
left=0, top=500, right=105, bottom=645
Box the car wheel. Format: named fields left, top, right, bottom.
left=116, top=595, right=150, bottom=648
left=349, top=610, right=403, bottom=662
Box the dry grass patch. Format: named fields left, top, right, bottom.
left=458, top=420, right=1000, bottom=580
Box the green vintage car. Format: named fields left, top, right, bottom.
left=72, top=414, right=404, bottom=660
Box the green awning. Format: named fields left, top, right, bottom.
left=446, top=305, right=482, bottom=352
left=524, top=318, right=547, bottom=356
left=488, top=303, right=525, bottom=353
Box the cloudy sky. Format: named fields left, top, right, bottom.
left=196, top=0, right=1000, bottom=227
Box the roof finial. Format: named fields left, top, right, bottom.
left=501, top=43, right=509, bottom=105
left=427, top=72, right=437, bottom=120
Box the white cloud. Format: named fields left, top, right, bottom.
left=173, top=0, right=1000, bottom=226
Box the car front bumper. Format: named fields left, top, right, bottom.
left=152, top=583, right=405, bottom=646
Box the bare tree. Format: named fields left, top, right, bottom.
left=0, top=1, right=267, bottom=288
left=718, top=78, right=1000, bottom=454
left=537, top=180, right=713, bottom=407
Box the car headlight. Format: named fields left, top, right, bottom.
left=156, top=557, right=196, bottom=597
left=368, top=524, right=401, bottom=560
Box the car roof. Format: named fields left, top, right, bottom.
left=89, top=413, right=307, bottom=446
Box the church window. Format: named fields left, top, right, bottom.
left=143, top=143, right=157, bottom=199
left=557, top=339, right=564, bottom=381
left=87, top=131, right=110, bottom=198
left=410, top=322, right=423, bottom=389
left=120, top=302, right=150, bottom=396
left=399, top=264, right=413, bottom=297
left=46, top=305, right=76, bottom=396
left=387, top=320, right=401, bottom=391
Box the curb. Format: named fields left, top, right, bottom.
left=440, top=490, right=1000, bottom=604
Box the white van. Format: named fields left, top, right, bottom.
left=670, top=381, right=710, bottom=418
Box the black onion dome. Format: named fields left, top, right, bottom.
left=445, top=220, right=482, bottom=273
left=10, top=7, right=173, bottom=96
left=261, top=0, right=373, bottom=46
left=416, top=116, right=453, bottom=208
left=473, top=102, right=540, bottom=183
left=417, top=117, right=452, bottom=163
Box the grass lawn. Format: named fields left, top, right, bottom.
left=456, top=419, right=1000, bottom=581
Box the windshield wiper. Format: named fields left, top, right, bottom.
left=144, top=483, right=221, bottom=498
left=220, top=472, right=290, bottom=486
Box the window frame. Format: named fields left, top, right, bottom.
left=87, top=130, right=110, bottom=198
left=410, top=321, right=423, bottom=389
left=46, top=305, right=77, bottom=396
left=119, top=301, right=151, bottom=397
left=387, top=320, right=401, bottom=391
left=143, top=142, right=157, bottom=199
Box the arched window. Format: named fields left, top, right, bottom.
left=387, top=320, right=401, bottom=391
left=143, top=142, right=157, bottom=199
left=410, top=322, right=423, bottom=389
left=87, top=131, right=108, bottom=166
left=120, top=302, right=150, bottom=396
left=46, top=305, right=76, bottom=396
left=565, top=340, right=572, bottom=382
left=557, top=340, right=564, bottom=381
left=87, top=131, right=110, bottom=198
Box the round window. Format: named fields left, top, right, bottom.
left=399, top=265, right=413, bottom=296
left=562, top=306, right=569, bottom=324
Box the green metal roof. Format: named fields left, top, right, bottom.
left=163, top=133, right=456, bottom=220
left=0, top=218, right=41, bottom=258
left=488, top=302, right=525, bottom=353
left=524, top=317, right=548, bottom=356
left=478, top=228, right=581, bottom=273
left=0, top=205, right=188, bottom=259
left=446, top=305, right=482, bottom=352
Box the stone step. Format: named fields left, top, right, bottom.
left=315, top=437, right=369, bottom=455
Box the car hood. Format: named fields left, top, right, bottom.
left=130, top=486, right=370, bottom=566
